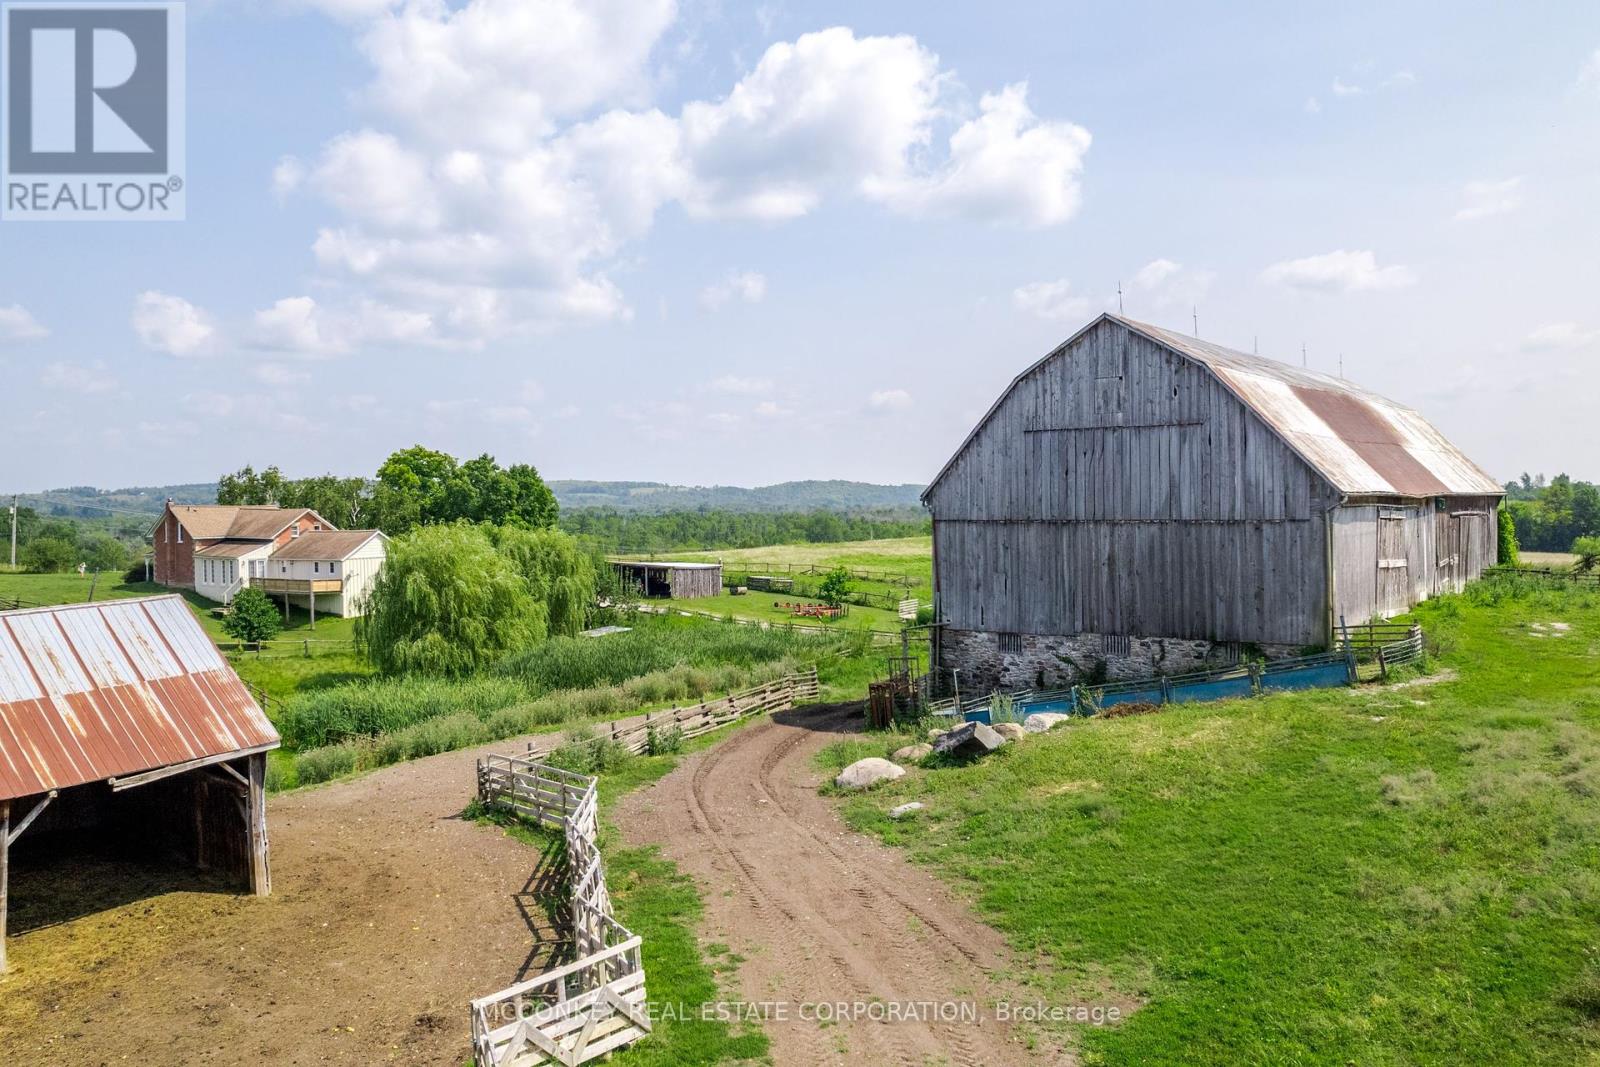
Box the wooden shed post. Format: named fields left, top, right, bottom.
left=0, top=800, right=9, bottom=973
left=246, top=754, right=270, bottom=896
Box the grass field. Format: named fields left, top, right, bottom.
left=1521, top=550, right=1580, bottom=570
left=820, top=577, right=1600, bottom=1064
left=661, top=591, right=907, bottom=631
left=628, top=535, right=934, bottom=625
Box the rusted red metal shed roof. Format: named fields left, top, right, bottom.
left=0, top=595, right=279, bottom=801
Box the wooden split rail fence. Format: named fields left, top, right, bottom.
left=469, top=669, right=819, bottom=1066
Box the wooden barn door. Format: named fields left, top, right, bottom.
left=1458, top=513, right=1485, bottom=579
left=1376, top=507, right=1412, bottom=617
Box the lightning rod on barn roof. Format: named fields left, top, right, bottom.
left=1302, top=342, right=1308, bottom=368
left=1117, top=281, right=1123, bottom=314
left=1192, top=306, right=1198, bottom=336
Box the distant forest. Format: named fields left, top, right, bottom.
left=4, top=467, right=929, bottom=571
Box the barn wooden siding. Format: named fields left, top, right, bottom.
left=927, top=320, right=1339, bottom=646
left=1331, top=496, right=1498, bottom=626
left=666, top=565, right=722, bottom=599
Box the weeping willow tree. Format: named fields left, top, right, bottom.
left=356, top=522, right=597, bottom=676
left=487, top=524, right=596, bottom=639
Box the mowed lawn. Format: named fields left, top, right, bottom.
left=824, top=582, right=1600, bottom=1064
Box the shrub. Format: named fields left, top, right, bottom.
left=223, top=587, right=283, bottom=645
left=646, top=723, right=685, bottom=755
left=818, top=566, right=853, bottom=608
left=1496, top=503, right=1520, bottom=566
left=1573, top=535, right=1600, bottom=574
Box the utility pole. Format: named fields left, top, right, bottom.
left=8, top=496, right=15, bottom=570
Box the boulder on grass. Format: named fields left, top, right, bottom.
left=931, top=721, right=1006, bottom=758
left=889, top=802, right=925, bottom=819
left=991, top=722, right=1027, bottom=742
left=892, top=742, right=933, bottom=762
left=1024, top=712, right=1071, bottom=733
left=835, top=757, right=906, bottom=790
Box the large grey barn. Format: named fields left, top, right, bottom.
left=924, top=314, right=1503, bottom=689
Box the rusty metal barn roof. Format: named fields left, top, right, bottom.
left=1116, top=317, right=1503, bottom=497
left=924, top=314, right=1503, bottom=502
left=0, top=596, right=279, bottom=801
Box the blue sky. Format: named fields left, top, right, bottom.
left=2, top=0, right=1598, bottom=491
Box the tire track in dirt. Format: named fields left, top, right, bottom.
left=619, top=703, right=1062, bottom=1067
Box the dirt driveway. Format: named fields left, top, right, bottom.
left=618, top=703, right=1065, bottom=1067
left=0, top=738, right=553, bottom=1066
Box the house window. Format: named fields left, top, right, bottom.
left=313, top=523, right=322, bottom=531
left=177, top=524, right=183, bottom=543
left=291, top=526, right=301, bottom=538
left=314, top=562, right=320, bottom=573
left=1102, top=634, right=1132, bottom=658
left=330, top=561, right=338, bottom=574
left=998, top=632, right=1023, bottom=655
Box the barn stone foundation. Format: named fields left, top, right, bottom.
left=940, top=628, right=1306, bottom=693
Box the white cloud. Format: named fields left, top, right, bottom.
left=272, top=155, right=307, bottom=200
left=132, top=291, right=216, bottom=356
left=1303, top=97, right=1321, bottom=115
left=40, top=361, right=115, bottom=394
left=1454, top=177, right=1522, bottom=222
left=1326, top=69, right=1416, bottom=101
left=1580, top=49, right=1600, bottom=95
left=251, top=295, right=434, bottom=355
left=1125, top=258, right=1215, bottom=312
left=181, top=391, right=238, bottom=418
left=868, top=388, right=913, bottom=410
left=280, top=12, right=1093, bottom=345
left=710, top=374, right=773, bottom=394
left=1522, top=322, right=1600, bottom=351
left=1260, top=250, right=1416, bottom=293
left=0, top=304, right=48, bottom=342
left=357, top=0, right=676, bottom=152
left=1013, top=278, right=1090, bottom=321
left=864, top=83, right=1091, bottom=226
left=700, top=271, right=767, bottom=310
left=253, top=362, right=312, bottom=386
left=753, top=400, right=788, bottom=418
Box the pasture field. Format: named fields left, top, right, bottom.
left=1521, top=550, right=1580, bottom=570
left=819, top=576, right=1600, bottom=1064
left=628, top=534, right=934, bottom=625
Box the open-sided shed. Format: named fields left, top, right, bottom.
left=609, top=560, right=723, bottom=599
left=0, top=595, right=279, bottom=970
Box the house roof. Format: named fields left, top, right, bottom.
left=924, top=314, right=1503, bottom=503
left=194, top=541, right=273, bottom=559
left=267, top=529, right=385, bottom=561
left=0, top=596, right=279, bottom=801
left=159, top=504, right=335, bottom=542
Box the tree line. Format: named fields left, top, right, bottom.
left=558, top=507, right=929, bottom=552
left=1502, top=473, right=1600, bottom=553
left=216, top=445, right=557, bottom=534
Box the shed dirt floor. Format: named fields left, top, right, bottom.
left=618, top=703, right=1068, bottom=1067
left=0, top=741, right=562, bottom=1066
